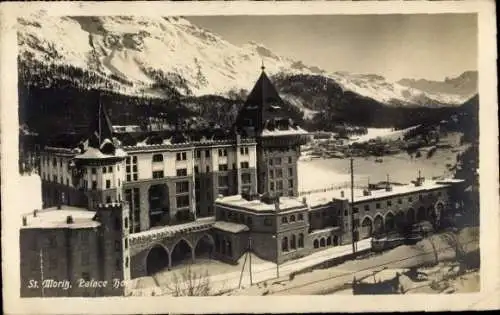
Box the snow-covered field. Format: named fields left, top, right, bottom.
left=20, top=173, right=43, bottom=213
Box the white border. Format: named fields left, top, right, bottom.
left=1, top=1, right=498, bottom=313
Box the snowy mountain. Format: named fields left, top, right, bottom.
left=17, top=13, right=473, bottom=108
left=398, top=71, right=478, bottom=103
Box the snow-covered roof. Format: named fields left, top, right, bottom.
left=261, top=126, right=309, bottom=137
left=129, top=216, right=215, bottom=241
left=216, top=195, right=306, bottom=213
left=213, top=221, right=249, bottom=234
left=21, top=206, right=100, bottom=229
left=303, top=179, right=454, bottom=207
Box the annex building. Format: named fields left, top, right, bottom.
left=20, top=67, right=466, bottom=296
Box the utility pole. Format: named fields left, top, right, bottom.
left=350, top=157, right=357, bottom=254
left=248, top=236, right=253, bottom=285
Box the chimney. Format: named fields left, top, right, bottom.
left=363, top=189, right=371, bottom=196
left=340, top=190, right=345, bottom=198
left=33, top=210, right=38, bottom=217
left=274, top=196, right=280, bottom=212
left=302, top=196, right=307, bottom=205
left=66, top=215, right=74, bottom=224
left=385, top=174, right=392, bottom=192
left=22, top=216, right=27, bottom=226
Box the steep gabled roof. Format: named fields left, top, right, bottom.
left=87, top=100, right=114, bottom=149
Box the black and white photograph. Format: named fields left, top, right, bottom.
left=1, top=1, right=498, bottom=314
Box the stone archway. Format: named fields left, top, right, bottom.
left=395, top=211, right=406, bottom=231
left=320, top=238, right=326, bottom=247
left=360, top=216, right=373, bottom=239
left=171, top=238, right=194, bottom=268
left=374, top=215, right=384, bottom=235
left=407, top=208, right=416, bottom=225
left=385, top=212, right=395, bottom=232
left=194, top=234, right=215, bottom=261
left=417, top=206, right=426, bottom=222
left=146, top=244, right=170, bottom=276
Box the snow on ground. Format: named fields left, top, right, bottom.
left=20, top=173, right=43, bottom=213
left=126, top=238, right=371, bottom=296
left=232, top=227, right=479, bottom=296
left=346, top=125, right=420, bottom=145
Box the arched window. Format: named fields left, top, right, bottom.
left=282, top=237, right=289, bottom=252
left=313, top=239, right=319, bottom=248
left=290, top=235, right=297, bottom=250
left=246, top=216, right=253, bottom=227
left=152, top=154, right=163, bottom=162
left=327, top=237, right=332, bottom=246
left=281, top=216, right=288, bottom=224
left=239, top=213, right=245, bottom=223
left=298, top=234, right=304, bottom=248
left=298, top=213, right=304, bottom=221
left=290, top=215, right=296, bottom=222
left=320, top=238, right=326, bottom=247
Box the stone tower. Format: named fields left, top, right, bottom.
left=234, top=66, right=309, bottom=197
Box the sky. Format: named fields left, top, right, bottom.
left=187, top=14, right=477, bottom=82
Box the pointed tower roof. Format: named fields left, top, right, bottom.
left=235, top=67, right=307, bottom=138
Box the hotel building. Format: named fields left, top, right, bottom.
left=20, top=68, right=465, bottom=296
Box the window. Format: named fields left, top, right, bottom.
left=124, top=218, right=128, bottom=229
left=270, top=170, right=274, bottom=179
left=264, top=218, right=272, bottom=226
left=281, top=216, right=288, bottom=224
left=242, top=173, right=251, bottom=184
left=387, top=200, right=392, bottom=206
left=353, top=207, right=359, bottom=214
left=290, top=215, right=296, bottom=222
left=176, top=195, right=190, bottom=208
left=282, top=237, right=289, bottom=252
left=276, top=180, right=283, bottom=190
left=298, top=234, right=304, bottom=248
left=106, top=196, right=112, bottom=203
left=153, top=171, right=164, bottom=179
left=206, top=166, right=210, bottom=173
left=398, top=199, right=402, bottom=205
left=106, top=180, right=111, bottom=189
left=437, top=191, right=442, bottom=197
left=205, top=150, right=210, bottom=158
left=364, top=205, right=370, bottom=211
left=152, top=154, right=163, bottom=162
left=176, top=168, right=187, bottom=176
left=288, top=179, right=294, bottom=188
left=240, top=147, right=249, bottom=155
left=298, top=213, right=304, bottom=221
left=66, top=178, right=69, bottom=186
left=419, top=194, right=423, bottom=201
left=269, top=159, right=273, bottom=166
left=103, top=167, right=107, bottom=174
left=115, top=240, right=121, bottom=252
left=196, top=150, right=201, bottom=159
left=91, top=168, right=96, bottom=174
left=408, top=197, right=413, bottom=202
left=176, top=181, right=189, bottom=194
left=276, top=169, right=283, bottom=178
left=247, top=216, right=253, bottom=227
left=275, top=158, right=282, bottom=165
left=118, top=179, right=121, bottom=187
left=290, top=235, right=297, bottom=250
left=194, top=166, right=199, bottom=174
left=288, top=168, right=293, bottom=177
left=176, top=152, right=187, bottom=161
left=270, top=182, right=275, bottom=191
left=240, top=162, right=249, bottom=169
left=52, top=158, right=57, bottom=167
left=125, top=257, right=129, bottom=268
left=218, top=175, right=229, bottom=187
left=126, top=156, right=138, bottom=182
left=376, top=203, right=380, bottom=209
left=108, top=166, right=112, bottom=172
left=219, top=164, right=228, bottom=171
left=92, top=181, right=97, bottom=190
left=218, top=149, right=227, bottom=157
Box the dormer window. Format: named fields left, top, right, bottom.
left=152, top=154, right=163, bottom=163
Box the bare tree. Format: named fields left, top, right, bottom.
left=165, top=264, right=211, bottom=297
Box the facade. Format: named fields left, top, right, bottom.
left=21, top=68, right=466, bottom=295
